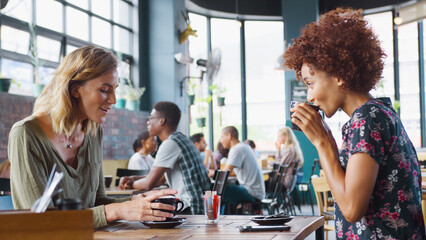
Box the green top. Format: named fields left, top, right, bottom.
left=8, top=115, right=129, bottom=228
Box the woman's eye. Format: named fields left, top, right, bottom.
left=100, top=89, right=109, bottom=93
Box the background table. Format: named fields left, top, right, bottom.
left=94, top=215, right=324, bottom=240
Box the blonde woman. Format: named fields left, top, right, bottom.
left=275, top=127, right=304, bottom=167
left=275, top=127, right=304, bottom=190
left=8, top=46, right=176, bottom=228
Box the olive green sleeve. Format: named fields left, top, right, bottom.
left=9, top=124, right=51, bottom=210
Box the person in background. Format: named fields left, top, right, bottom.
left=274, top=126, right=304, bottom=189
left=128, top=131, right=157, bottom=171
left=132, top=138, right=142, bottom=153
left=190, top=133, right=215, bottom=170
left=213, top=142, right=229, bottom=170
left=275, top=127, right=304, bottom=167
left=0, top=159, right=10, bottom=178
left=220, top=126, right=265, bottom=206
left=244, top=139, right=260, bottom=158
left=8, top=46, right=177, bottom=228
left=284, top=8, right=425, bottom=238
left=119, top=101, right=211, bottom=214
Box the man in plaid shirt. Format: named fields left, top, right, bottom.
left=120, top=101, right=211, bottom=214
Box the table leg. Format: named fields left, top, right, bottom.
left=315, top=225, right=324, bottom=240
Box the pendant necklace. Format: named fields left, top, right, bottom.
left=66, top=135, right=72, bottom=149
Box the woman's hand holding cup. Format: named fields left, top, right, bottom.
left=105, top=189, right=178, bottom=222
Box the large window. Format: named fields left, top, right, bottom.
left=0, top=0, right=137, bottom=96
left=188, top=15, right=285, bottom=152
left=245, top=21, right=285, bottom=151
left=188, top=13, right=210, bottom=142
left=211, top=18, right=242, bottom=146
left=398, top=22, right=421, bottom=147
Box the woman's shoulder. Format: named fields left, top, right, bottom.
left=10, top=115, right=39, bottom=136
left=352, top=98, right=396, bottom=122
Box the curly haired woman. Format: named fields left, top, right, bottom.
left=284, top=8, right=425, bottom=239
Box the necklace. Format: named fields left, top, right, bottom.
left=66, top=135, right=72, bottom=149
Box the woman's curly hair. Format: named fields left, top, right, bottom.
left=283, top=8, right=386, bottom=93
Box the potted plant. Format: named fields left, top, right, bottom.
left=114, top=82, right=129, bottom=109
left=187, top=78, right=198, bottom=105
left=28, top=22, right=45, bottom=97
left=194, top=96, right=211, bottom=127
left=0, top=74, right=19, bottom=93
left=209, top=84, right=226, bottom=106
left=125, top=84, right=146, bottom=111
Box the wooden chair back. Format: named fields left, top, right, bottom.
left=311, top=176, right=335, bottom=240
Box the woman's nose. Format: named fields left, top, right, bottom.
left=306, top=90, right=314, bottom=103
left=109, top=92, right=117, bottom=104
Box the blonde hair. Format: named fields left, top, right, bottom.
left=33, top=45, right=119, bottom=136
left=278, top=127, right=304, bottom=166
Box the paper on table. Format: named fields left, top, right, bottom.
left=31, top=170, right=64, bottom=213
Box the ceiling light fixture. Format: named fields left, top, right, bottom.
left=394, top=7, right=402, bottom=25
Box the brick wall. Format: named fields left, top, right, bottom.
left=0, top=92, right=149, bottom=163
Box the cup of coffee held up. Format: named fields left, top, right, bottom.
left=152, top=195, right=185, bottom=220
left=290, top=101, right=320, bottom=132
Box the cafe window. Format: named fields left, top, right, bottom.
left=92, top=0, right=111, bottom=19
left=37, top=36, right=61, bottom=62
left=66, top=0, right=88, bottom=9
left=114, top=0, right=131, bottom=28
left=36, top=0, right=63, bottom=33
left=1, top=0, right=32, bottom=23
left=0, top=0, right=138, bottom=97
left=66, top=6, right=89, bottom=41
left=188, top=13, right=210, bottom=140
left=398, top=22, right=421, bottom=147
left=92, top=17, right=112, bottom=49
left=211, top=18, right=243, bottom=145
left=1, top=26, right=29, bottom=55
left=245, top=20, right=285, bottom=152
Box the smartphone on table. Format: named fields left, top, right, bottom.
left=239, top=225, right=290, bottom=232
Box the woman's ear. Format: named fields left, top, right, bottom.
left=71, top=85, right=81, bottom=99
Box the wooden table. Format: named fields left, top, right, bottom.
left=105, top=187, right=143, bottom=197
left=94, top=215, right=325, bottom=240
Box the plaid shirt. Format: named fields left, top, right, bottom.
left=170, top=132, right=211, bottom=214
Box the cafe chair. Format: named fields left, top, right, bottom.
left=264, top=163, right=280, bottom=198
left=0, top=178, right=13, bottom=210
left=0, top=178, right=11, bottom=196
left=311, top=175, right=335, bottom=240
left=115, top=168, right=150, bottom=187
left=261, top=164, right=289, bottom=214
left=295, top=158, right=319, bottom=215
left=279, top=161, right=299, bottom=216
left=211, top=170, right=230, bottom=196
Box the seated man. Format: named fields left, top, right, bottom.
left=190, top=133, right=215, bottom=170
left=220, top=126, right=265, bottom=206
left=120, top=101, right=211, bottom=214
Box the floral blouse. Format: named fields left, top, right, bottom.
left=335, top=98, right=425, bottom=239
